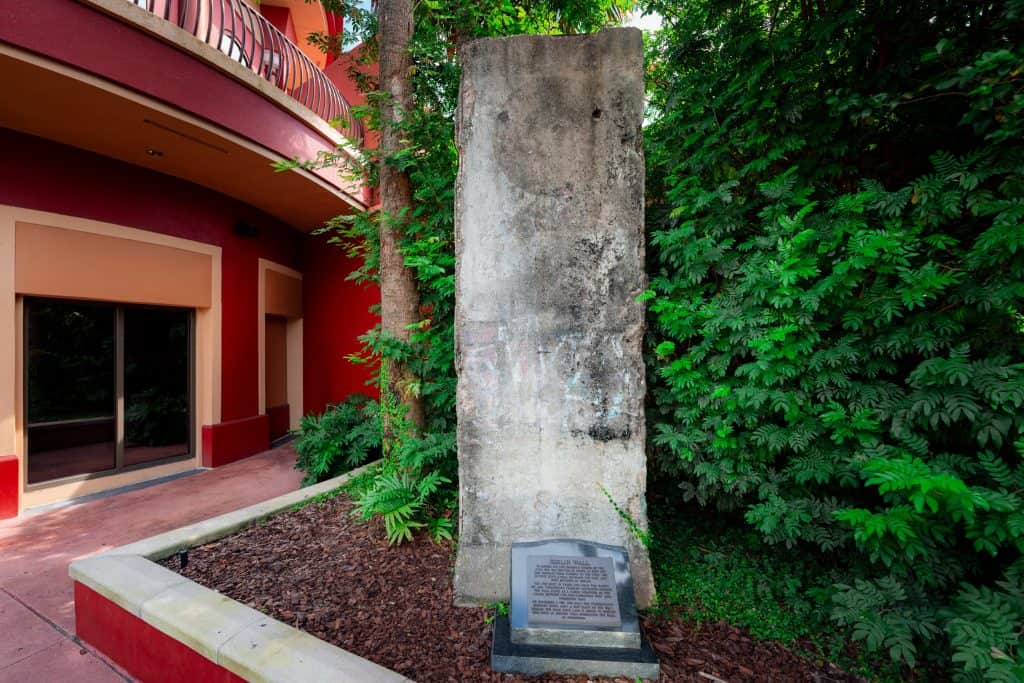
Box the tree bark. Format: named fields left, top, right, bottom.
left=377, top=0, right=425, bottom=435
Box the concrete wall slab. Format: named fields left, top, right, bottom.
left=453, top=28, right=654, bottom=607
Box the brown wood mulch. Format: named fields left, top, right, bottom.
left=162, top=495, right=862, bottom=682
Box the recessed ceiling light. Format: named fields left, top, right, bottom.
left=146, top=148, right=164, bottom=158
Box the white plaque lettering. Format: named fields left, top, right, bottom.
left=526, top=555, right=622, bottom=627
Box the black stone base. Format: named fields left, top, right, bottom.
left=491, top=615, right=660, bottom=680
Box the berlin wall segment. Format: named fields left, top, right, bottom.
left=453, top=27, right=655, bottom=609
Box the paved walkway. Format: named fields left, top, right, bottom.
left=0, top=445, right=304, bottom=682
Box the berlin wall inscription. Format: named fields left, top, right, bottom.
left=526, top=556, right=621, bottom=627
left=508, top=539, right=640, bottom=649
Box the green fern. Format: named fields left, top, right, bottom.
left=294, top=395, right=381, bottom=486
left=352, top=462, right=452, bottom=545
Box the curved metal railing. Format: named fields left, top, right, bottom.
left=129, top=0, right=362, bottom=144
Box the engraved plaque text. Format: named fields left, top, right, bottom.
left=525, top=555, right=621, bottom=627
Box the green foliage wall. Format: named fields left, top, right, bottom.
left=643, top=0, right=1024, bottom=676
left=296, top=0, right=633, bottom=541
left=297, top=0, right=1024, bottom=675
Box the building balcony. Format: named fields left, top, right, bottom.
left=0, top=0, right=367, bottom=229
left=124, top=0, right=362, bottom=142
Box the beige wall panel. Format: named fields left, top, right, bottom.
left=0, top=218, right=15, bottom=456
left=257, top=260, right=302, bottom=418
left=265, top=316, right=289, bottom=408
left=286, top=319, right=303, bottom=430
left=264, top=268, right=302, bottom=318
left=16, top=222, right=213, bottom=308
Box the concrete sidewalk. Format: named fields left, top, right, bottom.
left=0, top=445, right=304, bottom=682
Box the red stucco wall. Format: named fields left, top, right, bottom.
left=1, top=129, right=376, bottom=466
left=302, top=232, right=379, bottom=418
left=202, top=415, right=271, bottom=468
left=0, top=456, right=17, bottom=519
left=259, top=5, right=297, bottom=44
left=325, top=42, right=379, bottom=150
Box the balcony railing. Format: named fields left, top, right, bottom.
left=129, top=0, right=362, bottom=144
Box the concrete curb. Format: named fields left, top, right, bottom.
left=70, top=461, right=413, bottom=683
left=106, top=462, right=376, bottom=561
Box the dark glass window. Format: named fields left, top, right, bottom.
left=25, top=298, right=192, bottom=486
left=124, top=308, right=191, bottom=466
left=26, top=300, right=117, bottom=484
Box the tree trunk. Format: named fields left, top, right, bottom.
left=377, top=0, right=425, bottom=436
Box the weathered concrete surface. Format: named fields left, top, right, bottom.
left=453, top=28, right=654, bottom=608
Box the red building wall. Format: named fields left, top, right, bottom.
left=302, top=233, right=379, bottom=417
left=259, top=5, right=298, bottom=44
left=325, top=42, right=380, bottom=150
left=0, top=128, right=375, bottom=453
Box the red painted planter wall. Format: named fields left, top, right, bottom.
left=75, top=582, right=245, bottom=683
left=201, top=416, right=271, bottom=468
left=0, top=456, right=17, bottom=519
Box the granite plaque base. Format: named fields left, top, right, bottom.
left=491, top=615, right=660, bottom=680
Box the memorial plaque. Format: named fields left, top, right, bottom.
left=495, top=537, right=658, bottom=679
left=509, top=539, right=640, bottom=649
left=526, top=556, right=621, bottom=627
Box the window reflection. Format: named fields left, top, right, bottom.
left=25, top=299, right=193, bottom=485
left=26, top=300, right=116, bottom=484
left=124, top=307, right=190, bottom=466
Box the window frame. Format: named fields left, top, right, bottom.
left=22, top=297, right=196, bottom=491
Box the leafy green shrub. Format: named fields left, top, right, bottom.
left=294, top=394, right=381, bottom=486
left=301, top=0, right=636, bottom=544
left=649, top=504, right=902, bottom=679
left=644, top=0, right=1024, bottom=676
left=350, top=459, right=455, bottom=544
left=651, top=507, right=833, bottom=641
left=339, top=363, right=458, bottom=544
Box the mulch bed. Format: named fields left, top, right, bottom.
left=162, top=495, right=863, bottom=682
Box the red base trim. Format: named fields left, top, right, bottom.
left=201, top=415, right=270, bottom=468
left=267, top=404, right=290, bottom=442
left=75, top=582, right=244, bottom=683
left=0, top=455, right=17, bottom=519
